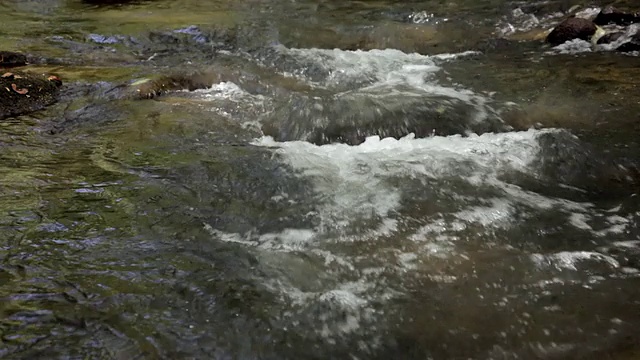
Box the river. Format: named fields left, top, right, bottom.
left=1, top=0, right=640, bottom=359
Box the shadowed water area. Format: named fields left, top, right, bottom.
left=1, top=0, right=640, bottom=359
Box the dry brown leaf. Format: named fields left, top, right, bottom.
left=11, top=83, right=28, bottom=94
left=1, top=72, right=13, bottom=78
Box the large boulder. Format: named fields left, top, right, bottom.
left=0, top=71, right=62, bottom=119
left=546, top=17, right=597, bottom=45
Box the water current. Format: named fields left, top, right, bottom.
left=1, top=0, right=640, bottom=359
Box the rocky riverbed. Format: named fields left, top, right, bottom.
left=1, top=1, right=640, bottom=359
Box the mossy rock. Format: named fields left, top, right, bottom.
left=0, top=71, right=62, bottom=119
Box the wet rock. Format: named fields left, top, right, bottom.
left=597, top=31, right=625, bottom=45
left=173, top=26, right=208, bottom=44
left=0, top=71, right=62, bottom=119
left=0, top=51, right=28, bottom=68
left=107, top=72, right=223, bottom=100
left=546, top=17, right=597, bottom=45
left=87, top=34, right=124, bottom=45
left=594, top=6, right=640, bottom=26
left=616, top=32, right=640, bottom=52
left=130, top=73, right=219, bottom=99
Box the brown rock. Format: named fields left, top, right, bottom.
left=546, top=17, right=597, bottom=45
left=128, top=72, right=221, bottom=99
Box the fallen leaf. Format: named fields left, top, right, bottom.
left=11, top=83, right=28, bottom=94
left=47, top=75, right=62, bottom=87
left=13, top=75, right=22, bottom=79
left=1, top=72, right=13, bottom=78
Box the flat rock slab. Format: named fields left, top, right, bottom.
left=0, top=71, right=62, bottom=119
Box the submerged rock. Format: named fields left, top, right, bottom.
left=262, top=93, right=506, bottom=145
left=524, top=130, right=640, bottom=200
left=546, top=17, right=597, bottom=45
left=123, top=72, right=222, bottom=99
left=594, top=6, right=640, bottom=26
left=0, top=51, right=28, bottom=68
left=597, top=31, right=625, bottom=45
left=0, top=71, right=62, bottom=119
left=616, top=32, right=640, bottom=52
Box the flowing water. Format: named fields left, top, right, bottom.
left=1, top=0, right=640, bottom=359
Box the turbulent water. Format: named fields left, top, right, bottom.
left=1, top=0, right=640, bottom=359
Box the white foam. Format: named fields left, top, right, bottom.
left=254, top=130, right=549, bottom=227
left=574, top=7, right=601, bottom=20
left=282, top=47, right=441, bottom=87
left=186, top=81, right=269, bottom=130
left=569, top=213, right=593, bottom=230
left=531, top=251, right=620, bottom=271
left=190, top=81, right=250, bottom=99
left=549, top=39, right=593, bottom=54
left=411, top=219, right=455, bottom=238
left=218, top=128, right=629, bottom=325
left=454, top=198, right=515, bottom=228
left=596, top=24, right=640, bottom=52
left=261, top=277, right=381, bottom=340
left=257, top=129, right=544, bottom=172
left=611, top=240, right=640, bottom=249
left=203, top=224, right=316, bottom=252
left=397, top=252, right=419, bottom=270
left=277, top=47, right=494, bottom=122
left=597, top=224, right=628, bottom=236
left=407, top=11, right=449, bottom=25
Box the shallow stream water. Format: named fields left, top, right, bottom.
left=1, top=0, right=640, bottom=359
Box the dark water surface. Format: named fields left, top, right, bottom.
left=1, top=0, right=640, bottom=359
